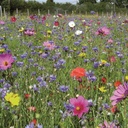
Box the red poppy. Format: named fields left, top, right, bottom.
left=110, top=105, right=117, bottom=114
left=31, top=119, right=37, bottom=125
left=42, top=16, right=46, bottom=21
left=114, top=81, right=122, bottom=87
left=97, top=21, right=101, bottom=25
left=54, top=21, right=59, bottom=26
left=24, top=94, right=31, bottom=99
left=70, top=67, right=86, bottom=79
left=101, top=77, right=107, bottom=84
left=10, top=16, right=17, bottom=22
left=30, top=15, right=35, bottom=20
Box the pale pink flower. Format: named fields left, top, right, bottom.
left=70, top=96, right=89, bottom=118
left=0, top=20, right=5, bottom=25
left=0, top=53, right=14, bottom=70
left=43, top=41, right=56, bottom=50
left=99, top=120, right=120, bottom=128
left=109, top=56, right=116, bottom=63
left=107, top=39, right=113, bottom=44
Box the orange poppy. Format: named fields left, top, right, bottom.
left=114, top=81, right=122, bottom=87
left=70, top=67, right=86, bottom=79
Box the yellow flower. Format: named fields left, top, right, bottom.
left=99, top=86, right=107, bottom=92
left=0, top=48, right=5, bottom=53
left=125, top=76, right=128, bottom=81
left=39, top=51, right=42, bottom=54
left=46, top=23, right=49, bottom=26
left=101, top=59, right=107, bottom=64
left=5, top=92, right=20, bottom=107
left=19, top=27, right=24, bottom=32
left=78, top=53, right=86, bottom=57
left=100, top=59, right=107, bottom=66
left=47, top=30, right=52, bottom=34
left=74, top=48, right=77, bottom=51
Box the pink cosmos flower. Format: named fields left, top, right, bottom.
left=109, top=56, right=116, bottom=63
left=0, top=53, right=14, bottom=70
left=107, top=39, right=113, bottom=44
left=95, top=26, right=110, bottom=36
left=69, top=96, right=89, bottom=118
left=0, top=20, right=5, bottom=25
left=110, top=82, right=128, bottom=106
left=24, top=29, right=35, bottom=36
left=43, top=41, right=56, bottom=50
left=99, top=120, right=120, bottom=128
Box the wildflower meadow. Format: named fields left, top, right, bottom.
left=0, top=13, right=128, bottom=128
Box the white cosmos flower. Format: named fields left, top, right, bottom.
left=68, top=21, right=75, bottom=28
left=75, top=30, right=83, bottom=35
left=82, top=20, right=85, bottom=22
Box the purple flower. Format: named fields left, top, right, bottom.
left=25, top=123, right=43, bottom=128
left=74, top=41, right=80, bottom=46
left=59, top=85, right=69, bottom=92
left=32, top=84, right=39, bottom=92
left=47, top=101, right=52, bottom=106
left=16, top=61, right=24, bottom=67
left=40, top=53, right=49, bottom=59
left=64, top=103, right=75, bottom=111
left=90, top=11, right=95, bottom=15
left=20, top=53, right=28, bottom=59
left=49, top=75, right=56, bottom=82
left=92, top=47, right=98, bottom=52
left=86, top=70, right=97, bottom=82
left=36, top=76, right=43, bottom=82
left=93, top=62, right=99, bottom=68
left=88, top=99, right=93, bottom=107
left=11, top=72, right=18, bottom=77
left=110, top=82, right=128, bottom=105
left=63, top=46, right=69, bottom=52
left=102, top=103, right=110, bottom=109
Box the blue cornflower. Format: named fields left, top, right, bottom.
left=49, top=75, right=56, bottom=82
left=59, top=85, right=69, bottom=92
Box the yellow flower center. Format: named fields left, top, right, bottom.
left=4, top=61, right=8, bottom=66
left=122, top=94, right=125, bottom=97
left=76, top=106, right=80, bottom=110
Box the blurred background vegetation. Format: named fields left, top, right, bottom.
left=0, top=0, right=128, bottom=15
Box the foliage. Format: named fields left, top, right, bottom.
left=0, top=0, right=128, bottom=15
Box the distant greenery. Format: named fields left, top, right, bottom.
left=0, top=0, right=128, bottom=15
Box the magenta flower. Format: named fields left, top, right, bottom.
left=95, top=26, right=110, bottom=36
left=43, top=41, right=56, bottom=50
left=69, top=96, right=89, bottom=118
left=0, top=54, right=14, bottom=70
left=110, top=83, right=128, bottom=106
left=99, top=120, right=120, bottom=128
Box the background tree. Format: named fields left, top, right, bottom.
left=79, top=0, right=97, bottom=4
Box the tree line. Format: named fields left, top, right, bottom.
left=0, top=0, right=128, bottom=15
